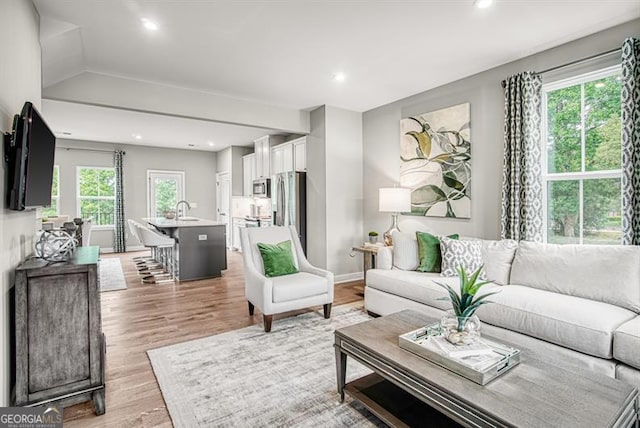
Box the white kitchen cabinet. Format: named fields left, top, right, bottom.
left=271, top=141, right=297, bottom=174
left=242, top=153, right=255, bottom=196
left=282, top=143, right=294, bottom=172
left=293, top=137, right=306, bottom=171
left=271, top=145, right=284, bottom=175
left=254, top=135, right=285, bottom=178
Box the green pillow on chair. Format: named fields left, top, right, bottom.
left=416, top=231, right=459, bottom=273
left=257, top=240, right=299, bottom=277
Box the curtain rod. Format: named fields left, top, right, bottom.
left=501, top=47, right=621, bottom=88
left=538, top=47, right=621, bottom=75
left=58, top=147, right=125, bottom=155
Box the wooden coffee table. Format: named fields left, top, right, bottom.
left=334, top=310, right=639, bottom=428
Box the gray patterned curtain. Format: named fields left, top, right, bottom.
left=113, top=150, right=126, bottom=252
left=622, top=38, right=640, bottom=245
left=500, top=72, right=543, bottom=242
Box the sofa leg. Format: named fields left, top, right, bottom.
left=248, top=301, right=254, bottom=316
left=264, top=315, right=273, bottom=332
left=323, top=303, right=332, bottom=319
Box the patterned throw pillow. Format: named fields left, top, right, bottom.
left=440, top=237, right=487, bottom=278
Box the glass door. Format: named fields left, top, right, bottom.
left=147, top=170, right=185, bottom=217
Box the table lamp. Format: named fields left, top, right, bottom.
left=379, top=187, right=411, bottom=246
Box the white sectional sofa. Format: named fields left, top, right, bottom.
left=365, top=238, right=640, bottom=390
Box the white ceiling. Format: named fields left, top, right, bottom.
left=43, top=99, right=274, bottom=151
left=33, top=0, right=640, bottom=150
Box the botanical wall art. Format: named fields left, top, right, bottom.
left=400, top=103, right=471, bottom=218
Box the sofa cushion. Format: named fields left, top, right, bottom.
left=366, top=269, right=499, bottom=311
left=440, top=237, right=486, bottom=278
left=614, top=317, right=640, bottom=370
left=481, top=239, right=518, bottom=285
left=392, top=231, right=419, bottom=271
left=271, top=272, right=328, bottom=303
left=416, top=232, right=458, bottom=273
left=510, top=241, right=640, bottom=313
left=476, top=285, right=636, bottom=358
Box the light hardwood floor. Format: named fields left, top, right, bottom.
left=63, top=250, right=364, bottom=427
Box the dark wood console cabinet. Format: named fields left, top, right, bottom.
left=13, top=246, right=106, bottom=414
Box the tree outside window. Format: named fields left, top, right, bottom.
left=77, top=167, right=115, bottom=227
left=543, top=66, right=622, bottom=245
left=41, top=165, right=59, bottom=219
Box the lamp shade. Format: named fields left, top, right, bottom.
left=379, top=187, right=411, bottom=212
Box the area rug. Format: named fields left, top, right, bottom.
left=99, top=258, right=127, bottom=292
left=148, top=305, right=385, bottom=427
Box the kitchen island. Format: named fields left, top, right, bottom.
left=142, top=217, right=227, bottom=281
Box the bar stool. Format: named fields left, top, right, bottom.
left=135, top=224, right=176, bottom=284
left=128, top=219, right=161, bottom=273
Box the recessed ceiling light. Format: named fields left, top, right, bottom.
left=208, top=141, right=215, bottom=147
left=132, top=134, right=142, bottom=140
left=474, top=0, right=493, bottom=8
left=333, top=72, right=346, bottom=82
left=141, top=18, right=158, bottom=31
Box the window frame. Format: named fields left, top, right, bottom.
left=541, top=65, right=622, bottom=244
left=76, top=166, right=116, bottom=230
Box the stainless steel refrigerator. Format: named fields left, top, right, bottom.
left=272, top=171, right=306, bottom=253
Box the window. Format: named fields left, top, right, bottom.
left=542, top=66, right=622, bottom=245
left=41, top=165, right=59, bottom=218
left=77, top=167, right=115, bottom=227
left=147, top=170, right=185, bottom=217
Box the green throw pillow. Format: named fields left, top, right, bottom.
left=257, top=240, right=298, bottom=277
left=415, top=232, right=459, bottom=273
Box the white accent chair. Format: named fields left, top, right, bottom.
left=240, top=226, right=334, bottom=332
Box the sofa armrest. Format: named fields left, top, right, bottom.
left=376, top=246, right=393, bottom=270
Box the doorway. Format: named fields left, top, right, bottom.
left=147, top=170, right=185, bottom=217
left=216, top=172, right=231, bottom=248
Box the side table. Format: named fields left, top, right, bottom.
left=350, top=245, right=381, bottom=282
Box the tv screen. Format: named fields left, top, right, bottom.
left=5, top=102, right=56, bottom=211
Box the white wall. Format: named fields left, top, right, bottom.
left=362, top=19, right=640, bottom=240
left=306, top=108, right=327, bottom=269
left=306, top=106, right=363, bottom=279
left=55, top=139, right=218, bottom=250
left=325, top=107, right=363, bottom=277
left=0, top=1, right=41, bottom=406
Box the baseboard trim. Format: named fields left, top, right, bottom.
left=335, top=272, right=364, bottom=284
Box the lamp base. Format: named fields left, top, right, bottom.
left=383, top=213, right=400, bottom=246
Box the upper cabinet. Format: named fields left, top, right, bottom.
left=292, top=137, right=306, bottom=172
left=254, top=135, right=285, bottom=179
left=247, top=136, right=306, bottom=187
left=271, top=137, right=306, bottom=175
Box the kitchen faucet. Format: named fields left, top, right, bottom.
left=175, top=200, right=191, bottom=220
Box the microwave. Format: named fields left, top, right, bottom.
left=252, top=178, right=271, bottom=198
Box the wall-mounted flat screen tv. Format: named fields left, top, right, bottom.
left=4, top=102, right=57, bottom=211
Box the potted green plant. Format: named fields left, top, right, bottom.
left=368, top=231, right=378, bottom=244
left=435, top=266, right=498, bottom=345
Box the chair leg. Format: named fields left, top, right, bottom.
left=264, top=315, right=273, bottom=333
left=324, top=303, right=332, bottom=319
left=248, top=301, right=254, bottom=316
